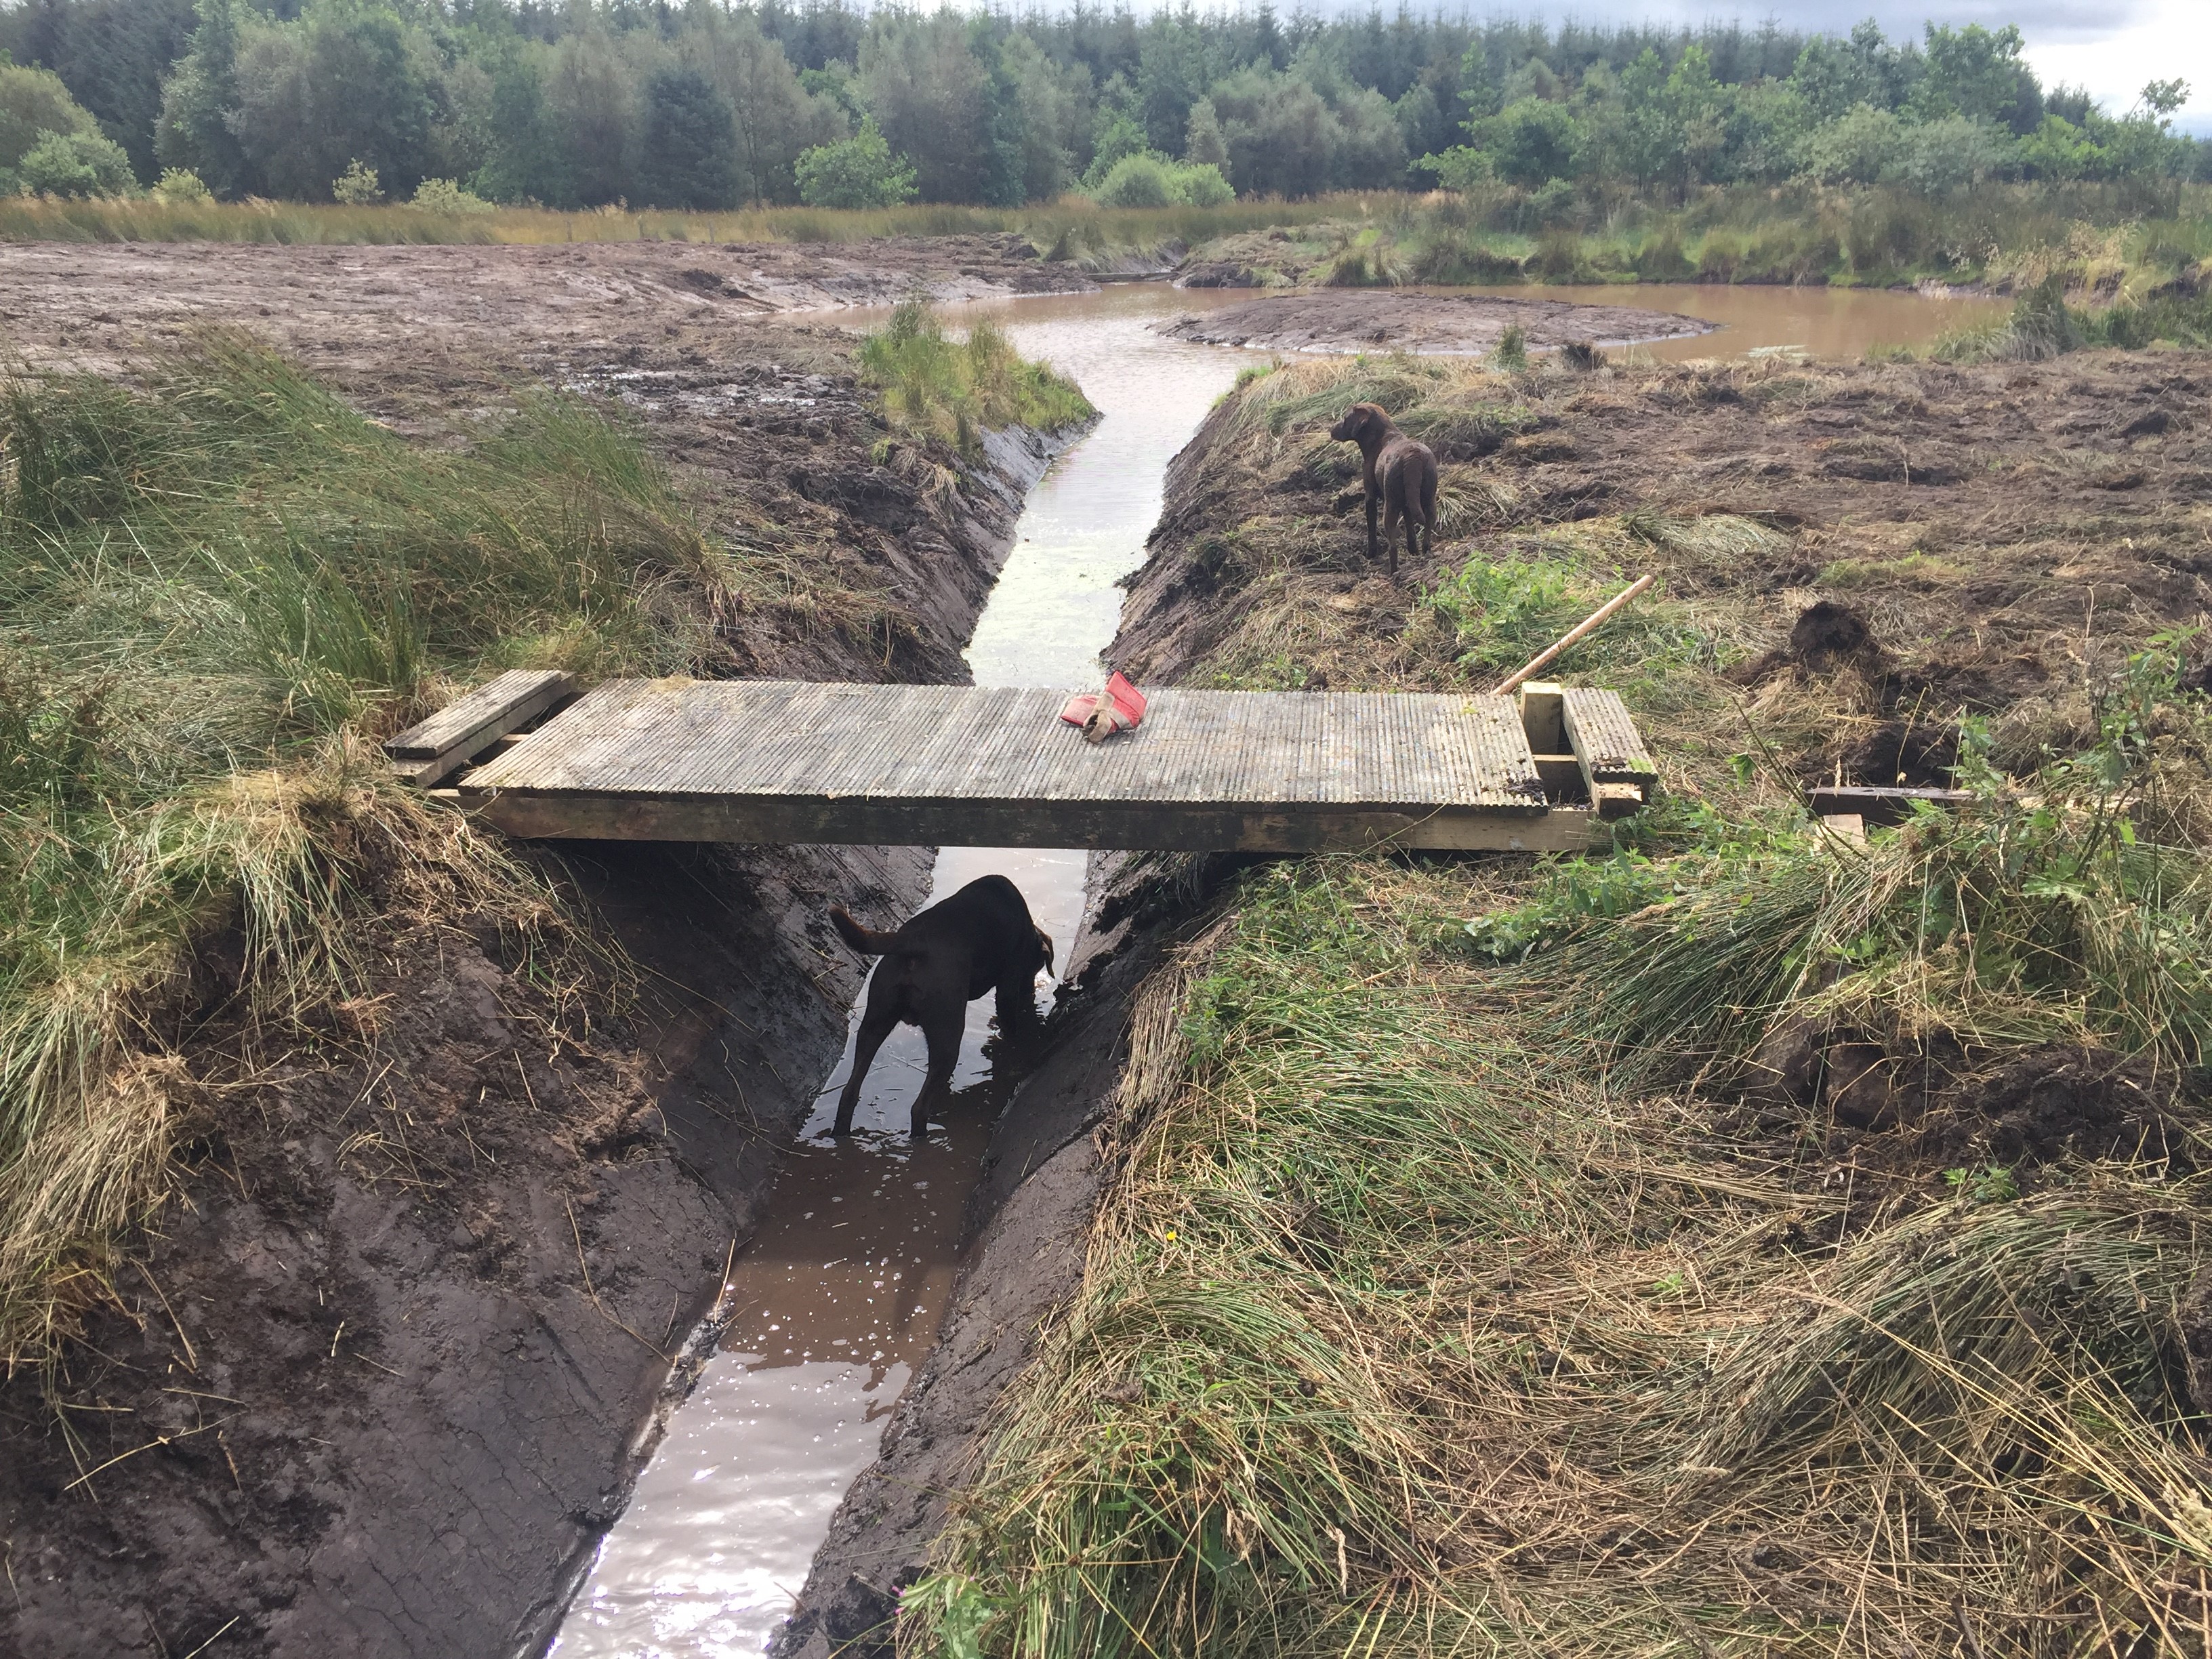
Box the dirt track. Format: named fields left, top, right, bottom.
left=1160, top=289, right=1714, bottom=354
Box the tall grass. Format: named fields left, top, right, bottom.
left=0, top=335, right=764, bottom=1365
left=909, top=655, right=2212, bottom=1656
left=859, top=302, right=1093, bottom=455
left=1931, top=272, right=2212, bottom=361
left=912, top=852, right=2212, bottom=1656
left=1189, top=182, right=2212, bottom=294
left=0, top=191, right=1355, bottom=252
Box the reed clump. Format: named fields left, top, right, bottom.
left=859, top=302, right=1093, bottom=457
left=909, top=649, right=2212, bottom=1656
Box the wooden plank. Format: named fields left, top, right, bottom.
left=387, top=670, right=576, bottom=787
left=1561, top=688, right=1658, bottom=790
left=1532, top=754, right=1584, bottom=800
left=1820, top=812, right=1868, bottom=846
left=458, top=788, right=1606, bottom=854
left=466, top=681, right=1551, bottom=813
left=1517, top=681, right=1565, bottom=754
left=1592, top=781, right=1645, bottom=820
left=1807, top=784, right=1972, bottom=825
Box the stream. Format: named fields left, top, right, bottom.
left=550, top=276, right=1998, bottom=1656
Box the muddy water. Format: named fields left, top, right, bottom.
left=1469, top=280, right=2007, bottom=361
left=553, top=285, right=1253, bottom=1658
left=553, top=274, right=1988, bottom=1656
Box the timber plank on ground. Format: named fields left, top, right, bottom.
left=453, top=679, right=1631, bottom=853
left=385, top=668, right=576, bottom=786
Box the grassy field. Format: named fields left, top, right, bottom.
left=916, top=747, right=2212, bottom=1653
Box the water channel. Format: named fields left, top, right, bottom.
left=552, top=276, right=2002, bottom=1656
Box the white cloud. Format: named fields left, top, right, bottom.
left=2017, top=0, right=2212, bottom=120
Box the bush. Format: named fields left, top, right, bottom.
left=1174, top=161, right=1235, bottom=206
left=150, top=167, right=213, bottom=204
left=1092, top=152, right=1176, bottom=207
left=0, top=63, right=100, bottom=175
left=796, top=117, right=918, bottom=209
left=411, top=177, right=495, bottom=215
left=331, top=159, right=382, bottom=205
left=1090, top=152, right=1237, bottom=208
left=18, top=131, right=135, bottom=199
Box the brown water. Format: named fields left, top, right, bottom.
left=552, top=275, right=1991, bottom=1656
left=1479, top=281, right=2007, bottom=361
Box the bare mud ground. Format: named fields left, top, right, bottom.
left=0, top=240, right=1080, bottom=1659
left=0, top=232, right=1091, bottom=382
left=1160, top=289, right=1714, bottom=354
left=1118, top=350, right=2212, bottom=774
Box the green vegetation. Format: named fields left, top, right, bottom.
left=1, top=0, right=2201, bottom=209
left=1931, top=270, right=2212, bottom=360
left=796, top=116, right=918, bottom=209
left=910, top=668, right=2212, bottom=1654
left=1184, top=182, right=2212, bottom=292
left=0, top=337, right=758, bottom=1365
left=1086, top=153, right=1234, bottom=209
left=859, top=302, right=1094, bottom=457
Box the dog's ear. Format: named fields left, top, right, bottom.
left=1036, top=926, right=1056, bottom=975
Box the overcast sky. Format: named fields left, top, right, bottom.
left=1444, top=0, right=2212, bottom=126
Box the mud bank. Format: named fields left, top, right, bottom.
left=1160, top=289, right=1713, bottom=354
left=0, top=234, right=1094, bottom=383
left=0, top=314, right=1076, bottom=1656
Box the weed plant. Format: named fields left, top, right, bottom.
left=859, top=302, right=1092, bottom=456
left=0, top=335, right=759, bottom=1364
left=910, top=665, right=2212, bottom=1655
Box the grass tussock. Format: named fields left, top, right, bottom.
left=1929, top=273, right=2212, bottom=363
left=0, top=334, right=771, bottom=1366
left=911, top=674, right=2212, bottom=1655
left=859, top=302, right=1093, bottom=457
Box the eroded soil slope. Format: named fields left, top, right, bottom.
left=0, top=243, right=1067, bottom=1658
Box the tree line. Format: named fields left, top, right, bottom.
left=0, top=0, right=2200, bottom=209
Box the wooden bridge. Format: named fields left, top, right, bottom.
left=390, top=672, right=1656, bottom=854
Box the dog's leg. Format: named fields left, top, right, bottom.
left=1382, top=489, right=1402, bottom=580
left=1366, top=489, right=1380, bottom=562
left=909, top=1006, right=964, bottom=1138
left=833, top=1003, right=898, bottom=1135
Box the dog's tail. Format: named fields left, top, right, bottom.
left=830, top=905, right=901, bottom=956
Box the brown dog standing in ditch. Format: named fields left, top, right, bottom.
left=827, top=874, right=1054, bottom=1137
left=1330, top=401, right=1437, bottom=579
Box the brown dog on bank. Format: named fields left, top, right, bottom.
left=1330, top=401, right=1437, bottom=579
left=827, top=874, right=1054, bottom=1138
